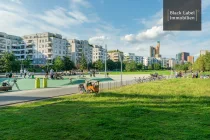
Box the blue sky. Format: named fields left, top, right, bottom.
left=1, top=0, right=210, bottom=58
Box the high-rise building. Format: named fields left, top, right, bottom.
left=124, top=53, right=135, bottom=62
left=187, top=56, right=194, bottom=64
left=155, top=41, right=161, bottom=58
left=176, top=52, right=190, bottom=62
left=69, top=39, right=92, bottom=66
left=0, top=32, right=26, bottom=60
left=200, top=50, right=210, bottom=56
left=135, top=56, right=144, bottom=64
left=108, top=50, right=123, bottom=62
left=150, top=46, right=156, bottom=57
left=23, top=32, right=70, bottom=65
left=92, top=45, right=107, bottom=63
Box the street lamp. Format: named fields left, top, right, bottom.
left=117, top=49, right=123, bottom=86
left=104, top=44, right=107, bottom=78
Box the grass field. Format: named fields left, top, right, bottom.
left=101, top=70, right=172, bottom=75
left=1, top=79, right=210, bottom=139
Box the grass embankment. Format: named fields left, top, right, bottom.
left=1, top=79, right=210, bottom=139
left=101, top=70, right=171, bottom=75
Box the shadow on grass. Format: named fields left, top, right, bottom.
left=0, top=92, right=210, bottom=139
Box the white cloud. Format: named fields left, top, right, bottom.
left=9, top=0, right=22, bottom=4
left=70, top=0, right=91, bottom=10
left=122, top=26, right=171, bottom=43
left=88, top=36, right=109, bottom=44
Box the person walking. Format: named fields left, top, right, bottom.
left=24, top=69, right=27, bottom=79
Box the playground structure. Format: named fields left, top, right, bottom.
left=0, top=78, right=20, bottom=91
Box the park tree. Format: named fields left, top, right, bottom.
left=204, top=52, right=210, bottom=71
left=94, top=60, right=104, bottom=70
left=125, top=61, right=137, bottom=72
left=53, top=56, right=64, bottom=71
left=79, top=53, right=87, bottom=70
left=63, top=56, right=75, bottom=71
left=136, top=63, right=143, bottom=70
left=193, top=55, right=205, bottom=72
left=0, top=52, right=17, bottom=72
left=23, top=56, right=31, bottom=69
left=154, top=63, right=161, bottom=70
left=148, top=64, right=153, bottom=70
left=107, top=59, right=115, bottom=71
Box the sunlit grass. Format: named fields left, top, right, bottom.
left=0, top=79, right=210, bottom=139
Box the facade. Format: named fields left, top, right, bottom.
left=150, top=46, right=156, bottom=57
left=23, top=32, right=70, bottom=65
left=124, top=53, right=135, bottom=62
left=0, top=32, right=26, bottom=60
left=155, top=41, right=161, bottom=58
left=200, top=50, right=210, bottom=56
left=159, top=58, right=169, bottom=68
left=108, top=50, right=123, bottom=62
left=69, top=39, right=92, bottom=66
left=135, top=56, right=144, bottom=64
left=92, top=45, right=107, bottom=63
left=187, top=56, right=194, bottom=64
left=168, top=58, right=177, bottom=68
left=176, top=52, right=190, bottom=62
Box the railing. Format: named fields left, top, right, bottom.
left=98, top=73, right=192, bottom=92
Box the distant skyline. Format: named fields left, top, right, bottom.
left=1, top=0, right=210, bottom=59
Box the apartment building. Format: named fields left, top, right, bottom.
left=176, top=52, right=190, bottom=63
left=143, top=57, right=160, bottom=67
left=92, top=45, right=107, bottom=63
left=168, top=58, right=178, bottom=68
left=159, top=58, right=169, bottom=68
left=200, top=50, right=210, bottom=56
left=187, top=56, right=194, bottom=64
left=108, top=50, right=123, bottom=62
left=23, top=32, right=70, bottom=65
left=69, top=39, right=92, bottom=66
left=0, top=32, right=26, bottom=60
left=124, top=53, right=135, bottom=62
left=135, top=56, right=144, bottom=64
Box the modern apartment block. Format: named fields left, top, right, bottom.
left=108, top=50, right=123, bottom=62
left=92, top=45, right=107, bottom=63
left=176, top=52, right=190, bottom=63
left=135, top=56, right=144, bottom=64
left=69, top=39, right=92, bottom=66
left=124, top=53, right=135, bottom=62
left=200, top=50, right=210, bottom=56
left=150, top=46, right=156, bottom=57
left=159, top=58, right=169, bottom=68
left=143, top=57, right=159, bottom=66
left=0, top=32, right=26, bottom=60
left=187, top=56, right=194, bottom=64
left=23, top=32, right=70, bottom=65
left=168, top=58, right=178, bottom=68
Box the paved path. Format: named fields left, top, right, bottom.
left=0, top=74, right=150, bottom=107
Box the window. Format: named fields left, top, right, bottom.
left=45, top=39, right=47, bottom=42
left=42, top=50, right=44, bottom=53
left=42, top=40, right=44, bottom=43
left=40, top=40, right=41, bottom=43
left=42, top=45, right=44, bottom=48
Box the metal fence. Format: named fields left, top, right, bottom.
left=99, top=73, right=192, bottom=92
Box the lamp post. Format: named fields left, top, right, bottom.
left=105, top=44, right=107, bottom=78
left=118, top=50, right=123, bottom=86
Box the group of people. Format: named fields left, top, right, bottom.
left=175, top=71, right=183, bottom=78
left=20, top=69, right=32, bottom=78
left=89, top=70, right=96, bottom=77
left=192, top=72, right=199, bottom=78
left=45, top=69, right=64, bottom=80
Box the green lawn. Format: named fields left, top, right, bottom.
left=1, top=79, right=210, bottom=139
left=101, top=70, right=172, bottom=75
